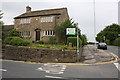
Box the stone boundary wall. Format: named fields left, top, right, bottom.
left=3, top=45, right=80, bottom=63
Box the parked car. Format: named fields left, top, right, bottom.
left=97, top=43, right=107, bottom=50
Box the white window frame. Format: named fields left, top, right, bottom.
left=40, top=16, right=53, bottom=23
left=20, top=18, right=31, bottom=24
left=43, top=30, right=55, bottom=36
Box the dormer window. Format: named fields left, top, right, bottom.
left=20, top=18, right=31, bottom=24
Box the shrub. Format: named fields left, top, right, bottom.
left=4, top=37, right=31, bottom=46
left=46, top=37, right=58, bottom=44
left=113, top=37, right=120, bottom=46
left=36, top=40, right=44, bottom=44
left=80, top=34, right=87, bottom=46
left=61, top=45, right=68, bottom=49
left=31, top=44, right=50, bottom=48
left=67, top=37, right=82, bottom=47
left=105, top=39, right=110, bottom=45
left=8, top=29, right=19, bottom=37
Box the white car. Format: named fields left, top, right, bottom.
left=97, top=43, right=107, bottom=50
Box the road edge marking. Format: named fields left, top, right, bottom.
left=0, top=52, right=119, bottom=65
left=45, top=75, right=63, bottom=79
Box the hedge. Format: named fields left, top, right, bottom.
left=113, top=37, right=120, bottom=46
left=67, top=37, right=82, bottom=47
left=4, top=37, right=31, bottom=46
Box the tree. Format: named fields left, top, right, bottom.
left=55, top=19, right=80, bottom=43
left=96, top=23, right=120, bottom=45
left=80, top=34, right=87, bottom=46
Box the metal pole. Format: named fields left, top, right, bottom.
left=76, top=23, right=79, bottom=62
left=93, top=0, right=96, bottom=48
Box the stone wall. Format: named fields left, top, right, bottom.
left=3, top=45, right=78, bottom=63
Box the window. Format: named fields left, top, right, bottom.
left=19, top=31, right=31, bottom=37
left=20, top=18, right=31, bottom=24
left=43, top=30, right=55, bottom=36
left=40, top=16, right=53, bottom=22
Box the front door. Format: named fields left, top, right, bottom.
left=36, top=30, right=40, bottom=41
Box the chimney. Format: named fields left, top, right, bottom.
left=26, top=6, right=31, bottom=13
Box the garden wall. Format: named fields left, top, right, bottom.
left=3, top=45, right=81, bottom=63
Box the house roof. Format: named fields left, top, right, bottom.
left=14, top=8, right=67, bottom=19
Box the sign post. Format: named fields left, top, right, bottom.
left=66, top=25, right=79, bottom=62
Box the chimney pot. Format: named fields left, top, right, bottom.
left=26, top=6, right=31, bottom=13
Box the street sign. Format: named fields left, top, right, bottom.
left=66, top=28, right=76, bottom=35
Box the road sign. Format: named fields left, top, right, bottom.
left=66, top=28, right=76, bottom=35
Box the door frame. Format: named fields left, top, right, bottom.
left=35, top=29, right=41, bottom=41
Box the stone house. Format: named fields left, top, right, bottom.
left=14, top=6, right=69, bottom=42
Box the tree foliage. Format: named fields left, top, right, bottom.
left=55, top=19, right=80, bottom=42
left=96, top=24, right=120, bottom=45
left=80, top=34, right=87, bottom=46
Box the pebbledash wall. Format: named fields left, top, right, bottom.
left=4, top=45, right=78, bottom=63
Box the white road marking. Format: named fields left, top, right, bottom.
left=45, top=75, right=63, bottom=79
left=0, top=69, right=7, bottom=72
left=44, top=64, right=48, bottom=66
left=38, top=64, right=67, bottom=74
left=114, top=63, right=120, bottom=71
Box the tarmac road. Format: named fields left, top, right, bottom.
left=106, top=46, right=119, bottom=57
left=1, top=59, right=119, bottom=80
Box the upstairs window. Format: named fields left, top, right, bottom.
left=20, top=18, right=31, bottom=24
left=40, top=16, right=53, bottom=22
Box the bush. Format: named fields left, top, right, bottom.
left=4, top=37, right=31, bottom=46
left=35, top=40, right=44, bottom=44
left=67, top=37, right=82, bottom=47
left=105, top=39, right=110, bottom=45
left=31, top=44, right=50, bottom=48
left=45, top=37, right=58, bottom=44
left=50, top=45, right=77, bottom=50
left=113, top=37, right=120, bottom=46
left=8, top=29, right=19, bottom=37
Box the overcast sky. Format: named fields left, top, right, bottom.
left=0, top=0, right=119, bottom=42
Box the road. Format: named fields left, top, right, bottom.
left=107, top=46, right=119, bottom=57
left=0, top=45, right=120, bottom=80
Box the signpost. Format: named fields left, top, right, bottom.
left=66, top=25, right=80, bottom=62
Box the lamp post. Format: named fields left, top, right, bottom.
left=76, top=23, right=80, bottom=62
left=93, top=0, right=96, bottom=48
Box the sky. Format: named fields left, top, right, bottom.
left=0, top=0, right=119, bottom=42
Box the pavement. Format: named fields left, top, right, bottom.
left=82, top=45, right=118, bottom=64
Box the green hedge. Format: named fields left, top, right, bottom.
left=67, top=37, right=82, bottom=47
left=4, top=37, right=31, bottom=46
left=113, top=37, right=120, bottom=46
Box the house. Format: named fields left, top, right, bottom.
left=14, top=6, right=69, bottom=42
left=2, top=25, right=14, bottom=39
